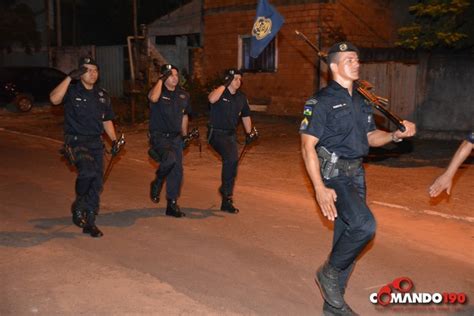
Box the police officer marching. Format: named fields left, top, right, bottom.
left=300, top=42, right=416, bottom=315
left=208, top=69, right=258, bottom=214
left=148, top=64, right=191, bottom=218
left=50, top=57, right=121, bottom=238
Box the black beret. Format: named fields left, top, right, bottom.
left=328, top=42, right=359, bottom=55
left=79, top=56, right=98, bottom=67
left=160, top=64, right=178, bottom=74
left=225, top=68, right=242, bottom=76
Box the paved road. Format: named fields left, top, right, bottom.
left=0, top=109, right=473, bottom=315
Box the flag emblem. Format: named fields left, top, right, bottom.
left=252, top=17, right=272, bottom=40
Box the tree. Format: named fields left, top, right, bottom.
left=0, top=2, right=41, bottom=53
left=396, top=0, right=470, bottom=50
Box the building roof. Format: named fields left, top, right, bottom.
left=147, top=0, right=202, bottom=37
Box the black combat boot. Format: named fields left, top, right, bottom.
left=315, top=262, right=345, bottom=309
left=220, top=197, right=239, bottom=214
left=71, top=201, right=87, bottom=228
left=323, top=264, right=358, bottom=315
left=82, top=211, right=103, bottom=238
left=323, top=302, right=358, bottom=316
left=166, top=199, right=186, bottom=218
left=150, top=178, right=164, bottom=203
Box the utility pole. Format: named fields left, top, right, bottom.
left=72, top=0, right=77, bottom=46
left=45, top=0, right=52, bottom=66
left=55, top=0, right=62, bottom=47
left=130, top=0, right=138, bottom=124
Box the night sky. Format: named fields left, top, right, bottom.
left=59, top=0, right=192, bottom=46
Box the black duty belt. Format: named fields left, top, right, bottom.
left=150, top=131, right=181, bottom=138
left=317, top=146, right=362, bottom=176
left=335, top=158, right=363, bottom=172
left=210, top=128, right=235, bottom=135
left=65, top=134, right=101, bottom=143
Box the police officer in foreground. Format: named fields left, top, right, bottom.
left=208, top=69, right=258, bottom=213
left=300, top=42, right=416, bottom=315
left=50, top=57, right=121, bottom=238
left=148, top=64, right=191, bottom=217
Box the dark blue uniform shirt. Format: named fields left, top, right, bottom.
left=64, top=82, right=114, bottom=136
left=149, top=85, right=191, bottom=133
left=209, top=89, right=251, bottom=130
left=299, top=80, right=376, bottom=159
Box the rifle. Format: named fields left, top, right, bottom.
left=295, top=30, right=406, bottom=132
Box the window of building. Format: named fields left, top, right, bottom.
left=238, top=35, right=278, bottom=73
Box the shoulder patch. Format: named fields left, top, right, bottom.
left=299, top=117, right=309, bottom=131
left=303, top=106, right=313, bottom=116
left=305, top=98, right=318, bottom=105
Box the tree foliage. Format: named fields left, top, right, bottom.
left=0, top=2, right=41, bottom=53
left=396, top=0, right=470, bottom=50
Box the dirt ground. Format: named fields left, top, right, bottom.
left=0, top=105, right=472, bottom=315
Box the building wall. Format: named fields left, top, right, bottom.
left=202, top=0, right=398, bottom=116
left=155, top=36, right=190, bottom=75
left=417, top=52, right=474, bottom=136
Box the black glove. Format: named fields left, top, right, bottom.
left=68, top=66, right=87, bottom=80
left=111, top=134, right=126, bottom=156
left=111, top=140, right=121, bottom=156
left=223, top=73, right=234, bottom=87
left=159, top=71, right=171, bottom=82
left=245, top=127, right=259, bottom=145
left=182, top=135, right=192, bottom=149
left=245, top=134, right=254, bottom=145
left=159, top=64, right=174, bottom=82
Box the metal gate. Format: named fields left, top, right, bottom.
left=96, top=45, right=124, bottom=97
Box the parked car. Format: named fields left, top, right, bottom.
left=0, top=66, right=67, bottom=112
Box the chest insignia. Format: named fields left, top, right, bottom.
left=162, top=96, right=171, bottom=100
left=223, top=98, right=230, bottom=102
left=98, top=91, right=104, bottom=97
left=332, top=103, right=346, bottom=109
left=368, top=115, right=372, bottom=123
left=75, top=97, right=82, bottom=101
left=99, top=97, right=106, bottom=103
left=179, top=94, right=186, bottom=99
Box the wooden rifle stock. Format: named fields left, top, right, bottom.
left=294, top=30, right=406, bottom=132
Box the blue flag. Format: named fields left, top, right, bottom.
left=250, top=0, right=284, bottom=59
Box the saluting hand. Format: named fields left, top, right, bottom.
left=315, top=186, right=338, bottom=221
left=68, top=66, right=87, bottom=80
left=159, top=70, right=171, bottom=82
left=223, top=73, right=234, bottom=87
